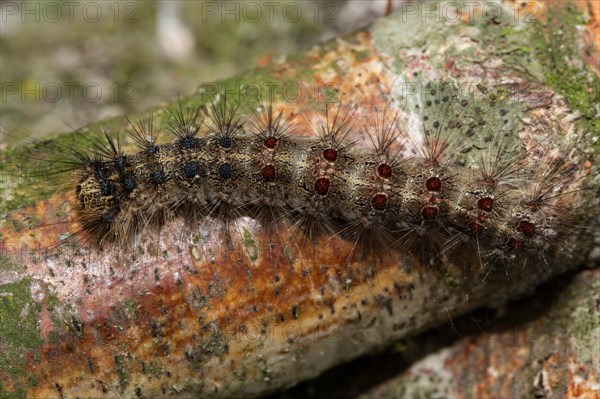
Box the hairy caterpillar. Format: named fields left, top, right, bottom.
left=5, top=80, right=591, bottom=286
left=3, top=0, right=600, bottom=396
left=0, top=79, right=595, bottom=399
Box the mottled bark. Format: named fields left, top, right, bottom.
left=1, top=1, right=598, bottom=398
left=353, top=268, right=600, bottom=399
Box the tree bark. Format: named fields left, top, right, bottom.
left=351, top=268, right=600, bottom=399
left=1, top=1, right=598, bottom=398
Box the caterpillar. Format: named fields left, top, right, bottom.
left=0, top=79, right=595, bottom=399
left=6, top=79, right=591, bottom=285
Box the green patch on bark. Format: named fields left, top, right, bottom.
left=530, top=3, right=600, bottom=143
left=564, top=273, right=600, bottom=364
left=242, top=228, right=259, bottom=264
left=121, top=299, right=140, bottom=322
left=115, top=354, right=131, bottom=392
left=0, top=254, right=25, bottom=274
left=0, top=387, right=25, bottom=399
left=0, top=126, right=101, bottom=213
left=0, top=279, right=42, bottom=390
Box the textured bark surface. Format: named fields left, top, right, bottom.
left=268, top=270, right=599, bottom=399
left=1, top=1, right=598, bottom=398
left=352, top=268, right=600, bottom=399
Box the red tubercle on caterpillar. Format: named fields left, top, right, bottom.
left=314, top=177, right=331, bottom=195
left=377, top=163, right=393, bottom=179
left=263, top=136, right=278, bottom=149
left=415, top=176, right=443, bottom=220
left=477, top=197, right=494, bottom=212
left=370, top=193, right=388, bottom=210
left=261, top=165, right=276, bottom=182
left=322, top=148, right=338, bottom=163
left=468, top=222, right=485, bottom=234
left=421, top=206, right=439, bottom=220
left=517, top=220, right=536, bottom=237
left=425, top=176, right=442, bottom=192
